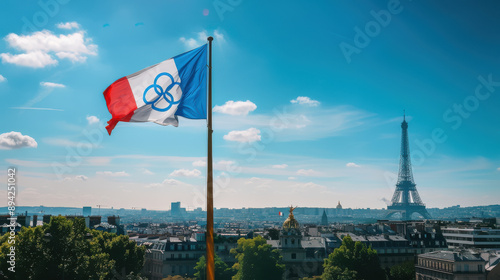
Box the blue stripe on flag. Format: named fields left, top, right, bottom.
left=173, top=45, right=208, bottom=120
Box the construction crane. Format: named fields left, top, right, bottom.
left=96, top=205, right=107, bottom=216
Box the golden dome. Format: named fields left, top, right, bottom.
left=282, top=206, right=299, bottom=229
left=336, top=201, right=342, bottom=209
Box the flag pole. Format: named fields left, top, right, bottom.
left=206, top=36, right=215, bottom=280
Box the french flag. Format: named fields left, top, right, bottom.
left=279, top=212, right=283, bottom=216
left=103, top=45, right=207, bottom=135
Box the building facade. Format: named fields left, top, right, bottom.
left=268, top=206, right=327, bottom=279
left=442, top=227, right=500, bottom=249
left=416, top=250, right=486, bottom=280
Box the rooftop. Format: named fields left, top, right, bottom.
left=419, top=250, right=484, bottom=262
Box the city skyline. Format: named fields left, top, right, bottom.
left=0, top=1, right=499, bottom=210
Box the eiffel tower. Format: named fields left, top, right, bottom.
left=385, top=113, right=431, bottom=220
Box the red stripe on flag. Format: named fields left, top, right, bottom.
left=103, top=77, right=137, bottom=135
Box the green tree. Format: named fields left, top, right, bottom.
left=389, top=261, right=415, bottom=280
left=267, top=228, right=280, bottom=240
left=321, top=235, right=386, bottom=280
left=194, top=254, right=234, bottom=280
left=321, top=266, right=357, bottom=280
left=230, top=236, right=285, bottom=280
left=0, top=216, right=145, bottom=280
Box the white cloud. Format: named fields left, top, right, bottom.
left=1, top=51, right=57, bottom=68
left=170, top=169, right=202, bottom=177
left=215, top=160, right=239, bottom=171
left=214, top=30, right=225, bottom=42
left=40, top=82, right=65, bottom=88
left=5, top=159, right=51, bottom=167
left=497, top=167, right=500, bottom=171
left=192, top=160, right=236, bottom=171
left=64, top=175, right=88, bottom=181
left=288, top=177, right=297, bottom=180
left=217, top=160, right=235, bottom=166
left=142, top=169, right=154, bottom=175
left=214, top=100, right=257, bottom=116
left=96, top=171, right=129, bottom=177
left=296, top=182, right=327, bottom=190
left=211, top=106, right=373, bottom=142
left=75, top=175, right=88, bottom=181
left=297, top=169, right=322, bottom=176
left=0, top=131, right=37, bottom=150
left=55, top=51, right=87, bottom=62
left=1, top=30, right=97, bottom=68
left=147, top=178, right=184, bottom=188
left=223, top=128, right=261, bottom=143
left=193, top=160, right=207, bottom=167
left=86, top=115, right=100, bottom=125
left=179, top=37, right=199, bottom=50
left=346, top=162, right=361, bottom=168
left=56, top=22, right=80, bottom=30
left=290, top=96, right=320, bottom=106
left=245, top=177, right=272, bottom=188
left=0, top=75, right=6, bottom=82
left=180, top=29, right=225, bottom=50
left=272, top=164, right=288, bottom=169
left=162, top=179, right=182, bottom=185
left=85, top=157, right=111, bottom=166
left=11, top=107, right=63, bottom=111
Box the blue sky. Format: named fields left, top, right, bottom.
left=0, top=0, right=499, bottom=210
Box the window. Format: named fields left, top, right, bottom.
left=171, top=254, right=174, bottom=259
left=478, top=265, right=483, bottom=272
left=291, top=253, right=296, bottom=259
left=291, top=239, right=295, bottom=245
left=464, top=264, right=469, bottom=272
left=285, top=239, right=288, bottom=245
left=178, top=253, right=182, bottom=259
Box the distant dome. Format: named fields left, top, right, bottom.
left=282, top=206, right=299, bottom=229
left=336, top=201, right=343, bottom=209
left=283, top=215, right=299, bottom=229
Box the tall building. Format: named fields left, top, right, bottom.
left=83, top=206, right=92, bottom=216
left=386, top=114, right=431, bottom=220
left=108, top=215, right=120, bottom=226
left=89, top=216, right=101, bottom=228
left=321, top=209, right=328, bottom=226
left=442, top=227, right=500, bottom=249
left=171, top=202, right=181, bottom=217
